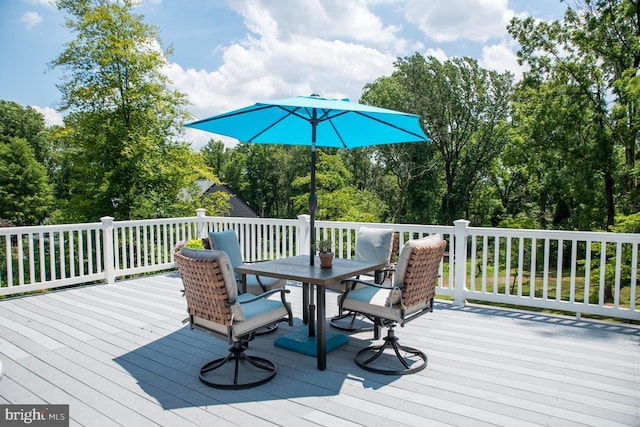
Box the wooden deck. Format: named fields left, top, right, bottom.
left=0, top=272, right=638, bottom=426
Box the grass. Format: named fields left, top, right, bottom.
left=439, top=261, right=639, bottom=325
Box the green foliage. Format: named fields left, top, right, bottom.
left=315, top=238, right=332, bottom=253
left=46, top=0, right=218, bottom=222
left=289, top=150, right=386, bottom=222
left=0, top=136, right=54, bottom=225
left=362, top=54, right=513, bottom=225
left=186, top=239, right=204, bottom=250
left=508, top=0, right=640, bottom=229
left=497, top=215, right=539, bottom=230
left=611, top=213, right=640, bottom=233
left=0, top=100, right=48, bottom=164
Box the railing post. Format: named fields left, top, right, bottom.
left=101, top=216, right=115, bottom=285
left=297, top=214, right=311, bottom=256
left=195, top=208, right=206, bottom=238
left=453, top=219, right=470, bottom=307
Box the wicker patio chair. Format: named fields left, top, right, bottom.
left=175, top=248, right=293, bottom=389
left=337, top=234, right=446, bottom=375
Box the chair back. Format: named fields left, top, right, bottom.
left=209, top=230, right=243, bottom=269
left=354, top=227, right=394, bottom=265
left=175, top=248, right=243, bottom=327
left=394, top=234, right=447, bottom=309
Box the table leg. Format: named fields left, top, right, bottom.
left=239, top=273, right=247, bottom=294
left=302, top=282, right=309, bottom=325
left=308, top=283, right=315, bottom=337
left=317, top=285, right=326, bottom=370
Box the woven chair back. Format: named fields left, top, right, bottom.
left=175, top=252, right=233, bottom=326
left=401, top=239, right=447, bottom=308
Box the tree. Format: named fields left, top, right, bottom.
left=50, top=0, right=219, bottom=221
left=363, top=54, right=513, bottom=225
left=291, top=150, right=386, bottom=222
left=0, top=100, right=49, bottom=167
left=360, top=73, right=439, bottom=224
left=508, top=0, right=640, bottom=228
left=201, top=139, right=229, bottom=177
left=0, top=136, right=54, bottom=225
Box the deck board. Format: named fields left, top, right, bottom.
left=1, top=271, right=639, bottom=426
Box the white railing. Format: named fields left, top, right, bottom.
left=1, top=212, right=638, bottom=321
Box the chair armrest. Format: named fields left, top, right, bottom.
left=340, top=278, right=393, bottom=291
left=237, top=288, right=291, bottom=303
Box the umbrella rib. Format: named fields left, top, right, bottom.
left=247, top=108, right=296, bottom=142
left=326, top=118, right=348, bottom=148
left=187, top=104, right=274, bottom=125
left=354, top=111, right=427, bottom=141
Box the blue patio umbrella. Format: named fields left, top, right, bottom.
left=185, top=95, right=429, bottom=265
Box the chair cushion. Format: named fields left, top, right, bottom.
left=341, top=286, right=404, bottom=323
left=210, top=229, right=286, bottom=295
left=342, top=285, right=431, bottom=323
left=179, top=247, right=244, bottom=321
left=354, top=227, right=394, bottom=264
left=209, top=230, right=243, bottom=269
left=192, top=296, right=289, bottom=341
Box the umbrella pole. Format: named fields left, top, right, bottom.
left=309, top=146, right=317, bottom=266
left=307, top=121, right=318, bottom=338
left=309, top=113, right=318, bottom=266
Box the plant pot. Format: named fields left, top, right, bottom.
left=319, top=252, right=334, bottom=268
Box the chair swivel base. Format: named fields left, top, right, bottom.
left=254, top=322, right=279, bottom=335
left=355, top=328, right=427, bottom=375
left=199, top=342, right=276, bottom=389
left=329, top=311, right=374, bottom=332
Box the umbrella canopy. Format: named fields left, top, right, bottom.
left=185, top=95, right=429, bottom=265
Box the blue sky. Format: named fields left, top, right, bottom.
left=0, top=0, right=567, bottom=147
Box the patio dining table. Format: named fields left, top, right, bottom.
left=235, top=255, right=386, bottom=370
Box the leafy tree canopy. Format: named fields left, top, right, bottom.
left=0, top=136, right=54, bottom=225
left=49, top=0, right=225, bottom=221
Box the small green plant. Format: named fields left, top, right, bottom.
left=186, top=239, right=204, bottom=249
left=174, top=239, right=204, bottom=252
left=315, top=238, right=332, bottom=253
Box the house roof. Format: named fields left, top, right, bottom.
left=200, top=181, right=259, bottom=218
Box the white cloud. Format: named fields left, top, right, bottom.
left=165, top=0, right=398, bottom=127
left=26, top=0, right=55, bottom=6
left=229, top=0, right=406, bottom=50
left=404, top=0, right=514, bottom=43
left=21, top=11, right=43, bottom=29
left=424, top=47, right=448, bottom=62
left=480, top=42, right=526, bottom=77
left=31, top=106, right=64, bottom=127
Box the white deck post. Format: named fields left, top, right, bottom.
left=101, top=216, right=115, bottom=285
left=297, top=214, right=311, bottom=256
left=195, top=208, right=206, bottom=238
left=453, top=219, right=470, bottom=307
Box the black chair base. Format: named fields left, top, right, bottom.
left=199, top=342, right=276, bottom=389
left=329, top=311, right=374, bottom=332
left=355, top=327, right=427, bottom=375
left=254, top=323, right=279, bottom=335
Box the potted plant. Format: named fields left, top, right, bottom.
left=316, top=238, right=334, bottom=268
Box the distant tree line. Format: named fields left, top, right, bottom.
left=0, top=0, right=638, bottom=233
